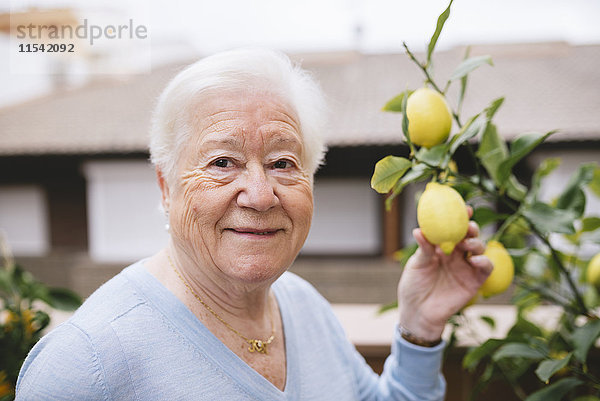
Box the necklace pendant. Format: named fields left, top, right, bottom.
left=248, top=339, right=268, bottom=354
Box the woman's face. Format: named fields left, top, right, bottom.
left=165, top=90, right=313, bottom=284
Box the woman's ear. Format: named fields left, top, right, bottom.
left=156, top=167, right=170, bottom=212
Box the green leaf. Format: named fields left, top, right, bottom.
left=371, top=156, right=412, bottom=194
left=521, top=201, right=577, bottom=235
left=492, top=343, right=546, bottom=362
left=426, top=0, right=453, bottom=66
left=468, top=363, right=497, bottom=401
left=0, top=269, right=12, bottom=295
left=463, top=338, right=505, bottom=371
left=558, top=188, right=586, bottom=217
left=448, top=115, right=483, bottom=157
left=400, top=90, right=411, bottom=145
left=44, top=287, right=82, bottom=311
left=573, top=396, right=600, bottom=401
left=382, top=91, right=413, bottom=112
left=472, top=207, right=508, bottom=228
left=33, top=309, right=51, bottom=333
left=480, top=315, right=496, bottom=329
left=385, top=164, right=433, bottom=210
left=497, top=131, right=556, bottom=186
left=536, top=157, right=561, bottom=179
left=582, top=216, right=600, bottom=233
left=589, top=165, right=600, bottom=198
left=508, top=314, right=544, bottom=339
left=572, top=319, right=600, bottom=362
left=506, top=175, right=527, bottom=201
left=535, top=352, right=571, bottom=383
left=556, top=163, right=596, bottom=217
left=529, top=157, right=561, bottom=202
left=524, top=377, right=582, bottom=401
left=393, top=242, right=418, bottom=267
left=513, top=287, right=542, bottom=310
left=457, top=46, right=471, bottom=113
left=484, top=97, right=505, bottom=121
left=449, top=55, right=493, bottom=81
left=415, top=143, right=448, bottom=167
left=377, top=301, right=398, bottom=315
left=476, top=123, right=508, bottom=184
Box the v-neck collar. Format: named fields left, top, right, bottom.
left=125, top=261, right=300, bottom=400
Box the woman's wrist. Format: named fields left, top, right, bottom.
left=398, top=310, right=445, bottom=346
left=398, top=325, right=442, bottom=347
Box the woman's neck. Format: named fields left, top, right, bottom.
left=147, top=246, right=274, bottom=324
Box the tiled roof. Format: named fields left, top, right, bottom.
left=307, top=42, right=600, bottom=146
left=0, top=65, right=178, bottom=155
left=1, top=42, right=599, bottom=155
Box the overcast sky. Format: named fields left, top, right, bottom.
left=163, top=0, right=600, bottom=54
left=3, top=0, right=600, bottom=107
left=8, top=0, right=600, bottom=54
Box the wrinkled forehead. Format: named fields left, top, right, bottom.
left=187, top=88, right=303, bottom=147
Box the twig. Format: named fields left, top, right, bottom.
left=528, top=224, right=592, bottom=318
left=404, top=43, right=463, bottom=129
left=514, top=278, right=585, bottom=317
left=468, top=175, right=593, bottom=318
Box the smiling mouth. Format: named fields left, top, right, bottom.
left=226, top=228, right=282, bottom=236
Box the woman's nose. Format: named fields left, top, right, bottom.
left=236, top=165, right=279, bottom=211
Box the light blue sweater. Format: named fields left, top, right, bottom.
left=16, top=261, right=446, bottom=400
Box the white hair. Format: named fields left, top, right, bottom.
left=149, top=47, right=328, bottom=182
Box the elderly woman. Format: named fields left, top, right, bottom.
left=16, top=48, right=492, bottom=400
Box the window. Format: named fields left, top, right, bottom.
left=0, top=185, right=49, bottom=256
left=83, top=160, right=168, bottom=263
left=302, top=178, right=380, bottom=255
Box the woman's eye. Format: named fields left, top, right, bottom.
left=213, top=159, right=231, bottom=168
left=273, top=160, right=292, bottom=169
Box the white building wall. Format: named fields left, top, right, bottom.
left=302, top=178, right=380, bottom=255
left=83, top=160, right=168, bottom=263
left=0, top=185, right=49, bottom=256
left=83, top=161, right=381, bottom=261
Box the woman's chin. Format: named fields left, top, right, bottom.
left=218, top=255, right=292, bottom=285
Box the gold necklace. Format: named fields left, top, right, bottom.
left=167, top=253, right=275, bottom=355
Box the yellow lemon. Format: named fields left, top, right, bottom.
left=406, top=87, right=453, bottom=148
left=417, top=182, right=469, bottom=254
left=480, top=241, right=514, bottom=297
left=586, top=253, right=600, bottom=288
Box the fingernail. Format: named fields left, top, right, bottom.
left=469, top=255, right=487, bottom=265
left=465, top=238, right=478, bottom=247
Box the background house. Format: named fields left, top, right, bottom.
left=2, top=4, right=600, bottom=400
left=1, top=41, right=599, bottom=302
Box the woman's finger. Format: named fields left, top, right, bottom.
left=468, top=254, right=494, bottom=282
left=466, top=221, right=480, bottom=238
left=458, top=237, right=486, bottom=255
left=413, top=228, right=436, bottom=255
